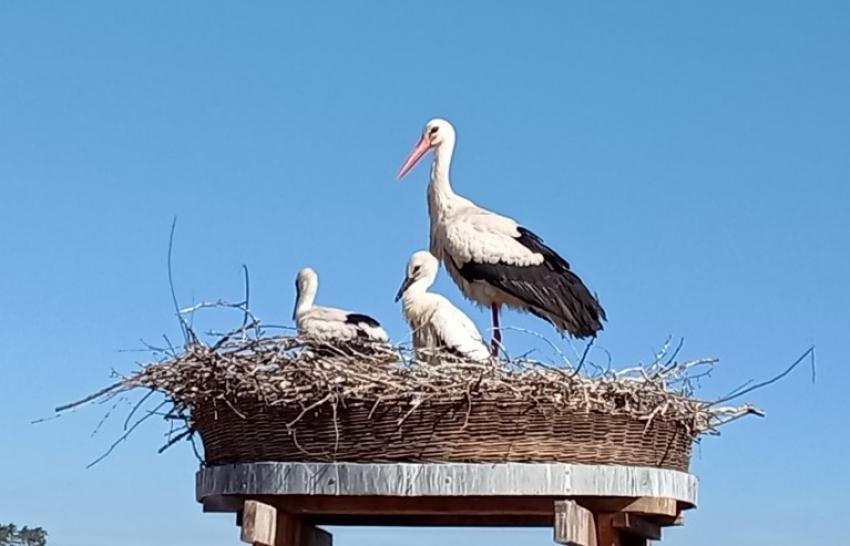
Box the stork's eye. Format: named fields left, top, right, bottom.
left=429, top=127, right=439, bottom=135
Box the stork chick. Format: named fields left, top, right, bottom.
left=396, top=251, right=490, bottom=362
left=294, top=267, right=389, bottom=343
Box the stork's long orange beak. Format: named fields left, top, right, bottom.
left=396, top=136, right=432, bottom=180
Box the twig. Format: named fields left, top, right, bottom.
left=241, top=264, right=251, bottom=335
left=123, top=389, right=154, bottom=431
left=56, top=382, right=124, bottom=413
left=86, top=401, right=167, bottom=468
left=710, top=346, right=815, bottom=406
left=167, top=217, right=192, bottom=345
left=157, top=428, right=194, bottom=454
left=571, top=337, right=595, bottom=378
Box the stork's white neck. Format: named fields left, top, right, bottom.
left=408, top=275, right=435, bottom=295
left=295, top=280, right=317, bottom=317
left=401, top=273, right=437, bottom=311
left=428, top=137, right=459, bottom=216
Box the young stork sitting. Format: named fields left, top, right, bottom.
left=395, top=251, right=490, bottom=362
left=293, top=267, right=389, bottom=343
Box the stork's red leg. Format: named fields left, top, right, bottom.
left=490, top=304, right=502, bottom=357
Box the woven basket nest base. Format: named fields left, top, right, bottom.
left=194, top=397, right=693, bottom=472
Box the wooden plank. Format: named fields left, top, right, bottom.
left=617, top=497, right=677, bottom=517
left=197, top=462, right=698, bottom=505
left=576, top=496, right=678, bottom=517
left=241, top=501, right=277, bottom=546
left=611, top=513, right=661, bottom=541
left=210, top=494, right=687, bottom=528
left=306, top=514, right=552, bottom=526
left=270, top=494, right=556, bottom=516
left=255, top=494, right=680, bottom=518
left=554, top=500, right=597, bottom=546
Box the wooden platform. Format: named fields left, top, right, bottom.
left=197, top=462, right=698, bottom=545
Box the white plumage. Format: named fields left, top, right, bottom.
left=293, top=267, right=389, bottom=343
left=395, top=251, right=490, bottom=362
left=397, top=119, right=606, bottom=355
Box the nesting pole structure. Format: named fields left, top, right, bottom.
left=198, top=461, right=695, bottom=545
left=65, top=333, right=750, bottom=545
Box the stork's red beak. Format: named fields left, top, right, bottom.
left=396, top=136, right=432, bottom=180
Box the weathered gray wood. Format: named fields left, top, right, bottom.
left=197, top=462, right=697, bottom=505
left=554, top=500, right=597, bottom=546
left=241, top=500, right=277, bottom=546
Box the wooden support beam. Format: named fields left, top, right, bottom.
left=269, top=494, right=555, bottom=516
left=245, top=494, right=682, bottom=521
left=616, top=497, right=677, bottom=518
left=595, top=514, right=624, bottom=546
left=611, top=513, right=661, bottom=541
left=274, top=511, right=332, bottom=546
left=301, top=525, right=332, bottom=546
left=274, top=512, right=300, bottom=546
left=576, top=496, right=678, bottom=518
left=241, top=501, right=278, bottom=546
left=222, top=494, right=687, bottom=528
left=306, top=514, right=552, bottom=526
left=554, top=500, right=597, bottom=546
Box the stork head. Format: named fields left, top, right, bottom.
left=294, top=267, right=319, bottom=319
left=396, top=119, right=456, bottom=180
left=395, top=251, right=440, bottom=301
left=296, top=267, right=318, bottom=292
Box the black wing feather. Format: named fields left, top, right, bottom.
left=345, top=313, right=382, bottom=329
left=457, top=227, right=606, bottom=338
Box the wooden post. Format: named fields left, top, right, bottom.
left=597, top=513, right=660, bottom=546
left=596, top=514, right=622, bottom=546
left=241, top=501, right=278, bottom=546
left=611, top=514, right=660, bottom=541
left=301, top=525, right=332, bottom=546
left=274, top=511, right=332, bottom=546
left=198, top=463, right=696, bottom=543
left=554, top=500, right=597, bottom=546
left=274, top=512, right=300, bottom=546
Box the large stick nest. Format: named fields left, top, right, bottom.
left=65, top=324, right=762, bottom=454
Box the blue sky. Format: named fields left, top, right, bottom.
left=1, top=2, right=848, bottom=545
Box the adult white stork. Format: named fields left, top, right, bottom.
left=395, top=251, right=490, bottom=362
left=293, top=267, right=389, bottom=343
left=397, top=119, right=606, bottom=355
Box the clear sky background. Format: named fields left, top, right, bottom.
left=1, top=2, right=848, bottom=545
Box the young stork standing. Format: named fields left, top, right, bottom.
left=293, top=267, right=389, bottom=343
left=397, top=119, right=606, bottom=355
left=396, top=251, right=490, bottom=362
